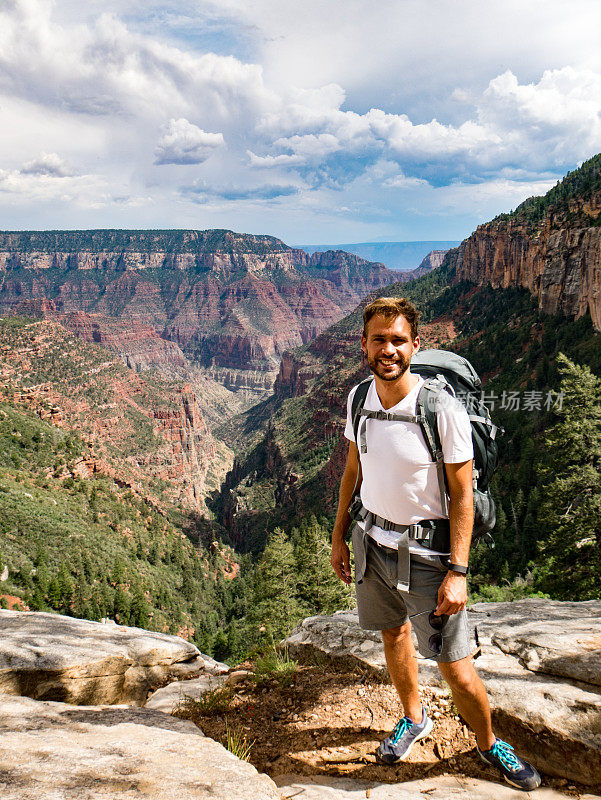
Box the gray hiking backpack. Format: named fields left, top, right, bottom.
left=351, top=349, right=503, bottom=546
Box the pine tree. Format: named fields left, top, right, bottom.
left=521, top=488, right=540, bottom=566
left=111, top=555, right=126, bottom=585
left=47, top=575, right=62, bottom=609
left=57, top=561, right=74, bottom=614
left=130, top=586, right=150, bottom=629
left=248, top=527, right=302, bottom=645
left=113, top=586, right=131, bottom=624
left=535, top=354, right=601, bottom=599
left=294, top=515, right=351, bottom=615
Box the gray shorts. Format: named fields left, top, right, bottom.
left=351, top=524, right=471, bottom=663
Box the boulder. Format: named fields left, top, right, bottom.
left=481, top=598, right=601, bottom=686
left=145, top=674, right=228, bottom=714
left=283, top=599, right=601, bottom=786
left=0, top=610, right=228, bottom=706
left=0, top=694, right=279, bottom=800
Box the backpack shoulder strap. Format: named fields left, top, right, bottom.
left=416, top=377, right=450, bottom=517
left=351, top=377, right=373, bottom=447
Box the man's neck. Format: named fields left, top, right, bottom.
left=373, top=371, right=420, bottom=410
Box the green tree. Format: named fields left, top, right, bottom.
left=535, top=354, right=601, bottom=599
left=47, top=575, right=62, bottom=609
left=294, top=515, right=351, bottom=616
left=57, top=561, right=74, bottom=613
left=130, top=586, right=150, bottom=629
left=113, top=586, right=131, bottom=624
left=248, top=527, right=302, bottom=645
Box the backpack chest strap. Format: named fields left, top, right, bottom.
left=358, top=409, right=424, bottom=454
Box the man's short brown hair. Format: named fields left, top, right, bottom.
left=362, top=297, right=420, bottom=340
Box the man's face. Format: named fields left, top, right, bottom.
left=361, top=313, right=420, bottom=382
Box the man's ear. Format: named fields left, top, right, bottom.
left=361, top=333, right=367, bottom=354
left=412, top=336, right=420, bottom=355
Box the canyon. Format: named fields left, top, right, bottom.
left=0, top=230, right=421, bottom=398
left=0, top=318, right=228, bottom=515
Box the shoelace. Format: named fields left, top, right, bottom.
left=489, top=739, right=522, bottom=772
left=390, top=716, right=413, bottom=744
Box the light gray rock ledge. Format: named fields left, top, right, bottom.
left=283, top=599, right=601, bottom=786
left=0, top=694, right=279, bottom=800
left=0, top=610, right=228, bottom=706
left=276, top=772, right=589, bottom=800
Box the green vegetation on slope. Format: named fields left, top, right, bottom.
left=214, top=515, right=354, bottom=664
left=494, top=152, right=601, bottom=225
left=0, top=401, right=238, bottom=652
left=0, top=228, right=292, bottom=254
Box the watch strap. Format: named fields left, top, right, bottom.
left=447, top=562, right=469, bottom=575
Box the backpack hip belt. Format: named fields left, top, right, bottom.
left=350, top=499, right=450, bottom=552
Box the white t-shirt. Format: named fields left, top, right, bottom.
left=344, top=376, right=473, bottom=555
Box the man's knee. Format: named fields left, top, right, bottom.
left=381, top=621, right=411, bottom=646
left=437, top=656, right=479, bottom=693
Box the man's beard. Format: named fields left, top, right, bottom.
left=367, top=353, right=411, bottom=382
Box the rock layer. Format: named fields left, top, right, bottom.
left=0, top=229, right=401, bottom=383
left=0, top=610, right=227, bottom=706
left=449, top=193, right=601, bottom=330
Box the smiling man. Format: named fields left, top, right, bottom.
left=330, top=296, right=541, bottom=791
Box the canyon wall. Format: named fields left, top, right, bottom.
left=0, top=230, right=403, bottom=390
left=449, top=192, right=601, bottom=331
left=0, top=318, right=226, bottom=514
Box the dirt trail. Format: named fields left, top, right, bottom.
left=176, top=664, right=594, bottom=798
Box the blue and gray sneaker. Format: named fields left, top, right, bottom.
left=477, top=738, right=541, bottom=791
left=376, top=707, right=433, bottom=764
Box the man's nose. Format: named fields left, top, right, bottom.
left=379, top=340, right=396, bottom=355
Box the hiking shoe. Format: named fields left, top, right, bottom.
left=477, top=738, right=541, bottom=791
left=376, top=707, right=433, bottom=764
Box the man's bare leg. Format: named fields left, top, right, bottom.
left=381, top=622, right=423, bottom=723
left=437, top=657, right=495, bottom=750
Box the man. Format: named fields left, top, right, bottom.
left=331, top=297, right=540, bottom=791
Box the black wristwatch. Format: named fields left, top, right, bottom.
left=447, top=562, right=469, bottom=576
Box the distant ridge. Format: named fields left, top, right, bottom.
left=299, top=240, right=460, bottom=270
left=0, top=228, right=291, bottom=255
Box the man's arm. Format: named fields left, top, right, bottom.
left=435, top=459, right=473, bottom=616
left=331, top=441, right=361, bottom=585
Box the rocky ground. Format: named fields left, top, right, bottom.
left=175, top=662, right=596, bottom=798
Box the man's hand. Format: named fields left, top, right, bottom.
left=435, top=572, right=467, bottom=616
left=331, top=539, right=352, bottom=585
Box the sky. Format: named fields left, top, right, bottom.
left=1, top=0, right=601, bottom=245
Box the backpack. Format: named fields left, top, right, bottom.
left=351, top=349, right=503, bottom=546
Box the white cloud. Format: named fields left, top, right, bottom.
left=0, top=166, right=110, bottom=206
left=0, top=0, right=277, bottom=124
left=21, top=152, right=74, bottom=177
left=155, top=118, right=225, bottom=164
left=0, top=0, right=601, bottom=239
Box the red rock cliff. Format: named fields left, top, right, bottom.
left=449, top=191, right=601, bottom=331
left=0, top=230, right=401, bottom=386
